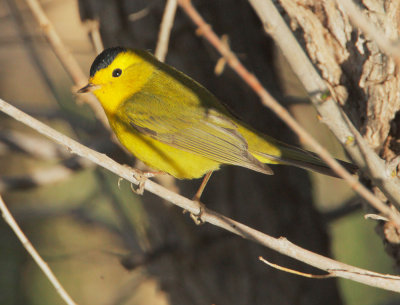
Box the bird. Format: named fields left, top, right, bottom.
left=78, top=47, right=357, bottom=201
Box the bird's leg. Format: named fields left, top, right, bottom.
left=193, top=171, right=213, bottom=202
left=131, top=169, right=165, bottom=195
left=189, top=171, right=213, bottom=225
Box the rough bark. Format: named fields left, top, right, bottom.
left=279, top=0, right=400, bottom=151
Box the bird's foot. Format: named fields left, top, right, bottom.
left=130, top=169, right=164, bottom=195
left=184, top=196, right=206, bottom=225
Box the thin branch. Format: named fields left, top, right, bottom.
left=1, top=98, right=400, bottom=292
left=0, top=195, right=78, bottom=305
left=335, top=0, right=400, bottom=65
left=5, top=0, right=60, bottom=104
left=24, top=0, right=85, bottom=84
left=0, top=157, right=93, bottom=192
left=247, top=0, right=400, bottom=208
left=84, top=19, right=104, bottom=54
left=155, top=0, right=178, bottom=62
left=0, top=129, right=65, bottom=159
left=153, top=0, right=180, bottom=193
left=259, top=256, right=333, bottom=279
left=23, top=0, right=107, bottom=125
left=176, top=0, right=400, bottom=227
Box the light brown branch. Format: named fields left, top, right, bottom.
left=259, top=257, right=333, bottom=279
left=155, top=0, right=178, bottom=62
left=0, top=195, right=78, bottom=305
left=176, top=0, right=400, bottom=227
left=23, top=0, right=107, bottom=126
left=0, top=129, right=64, bottom=159
left=84, top=19, right=104, bottom=54
left=1, top=97, right=400, bottom=292
left=0, top=157, right=93, bottom=192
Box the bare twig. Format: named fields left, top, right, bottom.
left=1, top=97, right=400, bottom=292
left=0, top=157, right=93, bottom=192
left=23, top=0, right=107, bottom=125
left=24, top=0, right=85, bottom=84
left=5, top=0, right=60, bottom=104
left=153, top=0, right=181, bottom=197
left=155, top=0, right=178, bottom=61
left=84, top=20, right=104, bottom=54
left=259, top=256, right=333, bottom=279
left=0, top=129, right=64, bottom=159
left=335, top=0, right=400, bottom=65
left=365, top=214, right=389, bottom=222
left=0, top=195, right=78, bottom=305
left=176, top=0, right=400, bottom=227
left=129, top=7, right=150, bottom=22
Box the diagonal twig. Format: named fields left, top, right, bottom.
left=23, top=0, right=107, bottom=125
left=155, top=0, right=178, bottom=62
left=0, top=194, right=78, bottom=305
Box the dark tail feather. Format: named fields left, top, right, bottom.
left=257, top=142, right=358, bottom=178
left=277, top=155, right=358, bottom=178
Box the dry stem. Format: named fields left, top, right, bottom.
left=23, top=0, right=107, bottom=125
left=155, top=0, right=178, bottom=61
left=0, top=195, right=78, bottom=305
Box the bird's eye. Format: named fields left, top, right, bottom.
left=112, top=68, right=122, bottom=77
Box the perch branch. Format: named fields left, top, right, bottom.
left=176, top=0, right=400, bottom=226
left=1, top=97, right=400, bottom=292
left=0, top=195, right=78, bottom=305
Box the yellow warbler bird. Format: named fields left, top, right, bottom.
left=78, top=47, right=356, bottom=198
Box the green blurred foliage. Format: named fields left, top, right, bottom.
left=332, top=212, right=399, bottom=305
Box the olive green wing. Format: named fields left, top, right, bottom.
left=119, top=92, right=273, bottom=175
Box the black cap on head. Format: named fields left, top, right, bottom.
left=90, top=47, right=127, bottom=77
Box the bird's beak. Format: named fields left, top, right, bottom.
left=77, top=83, right=97, bottom=93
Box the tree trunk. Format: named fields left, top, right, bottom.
left=278, top=0, right=400, bottom=264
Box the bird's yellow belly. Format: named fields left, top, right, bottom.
left=113, top=123, right=221, bottom=179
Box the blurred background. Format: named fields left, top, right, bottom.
left=0, top=0, right=398, bottom=304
